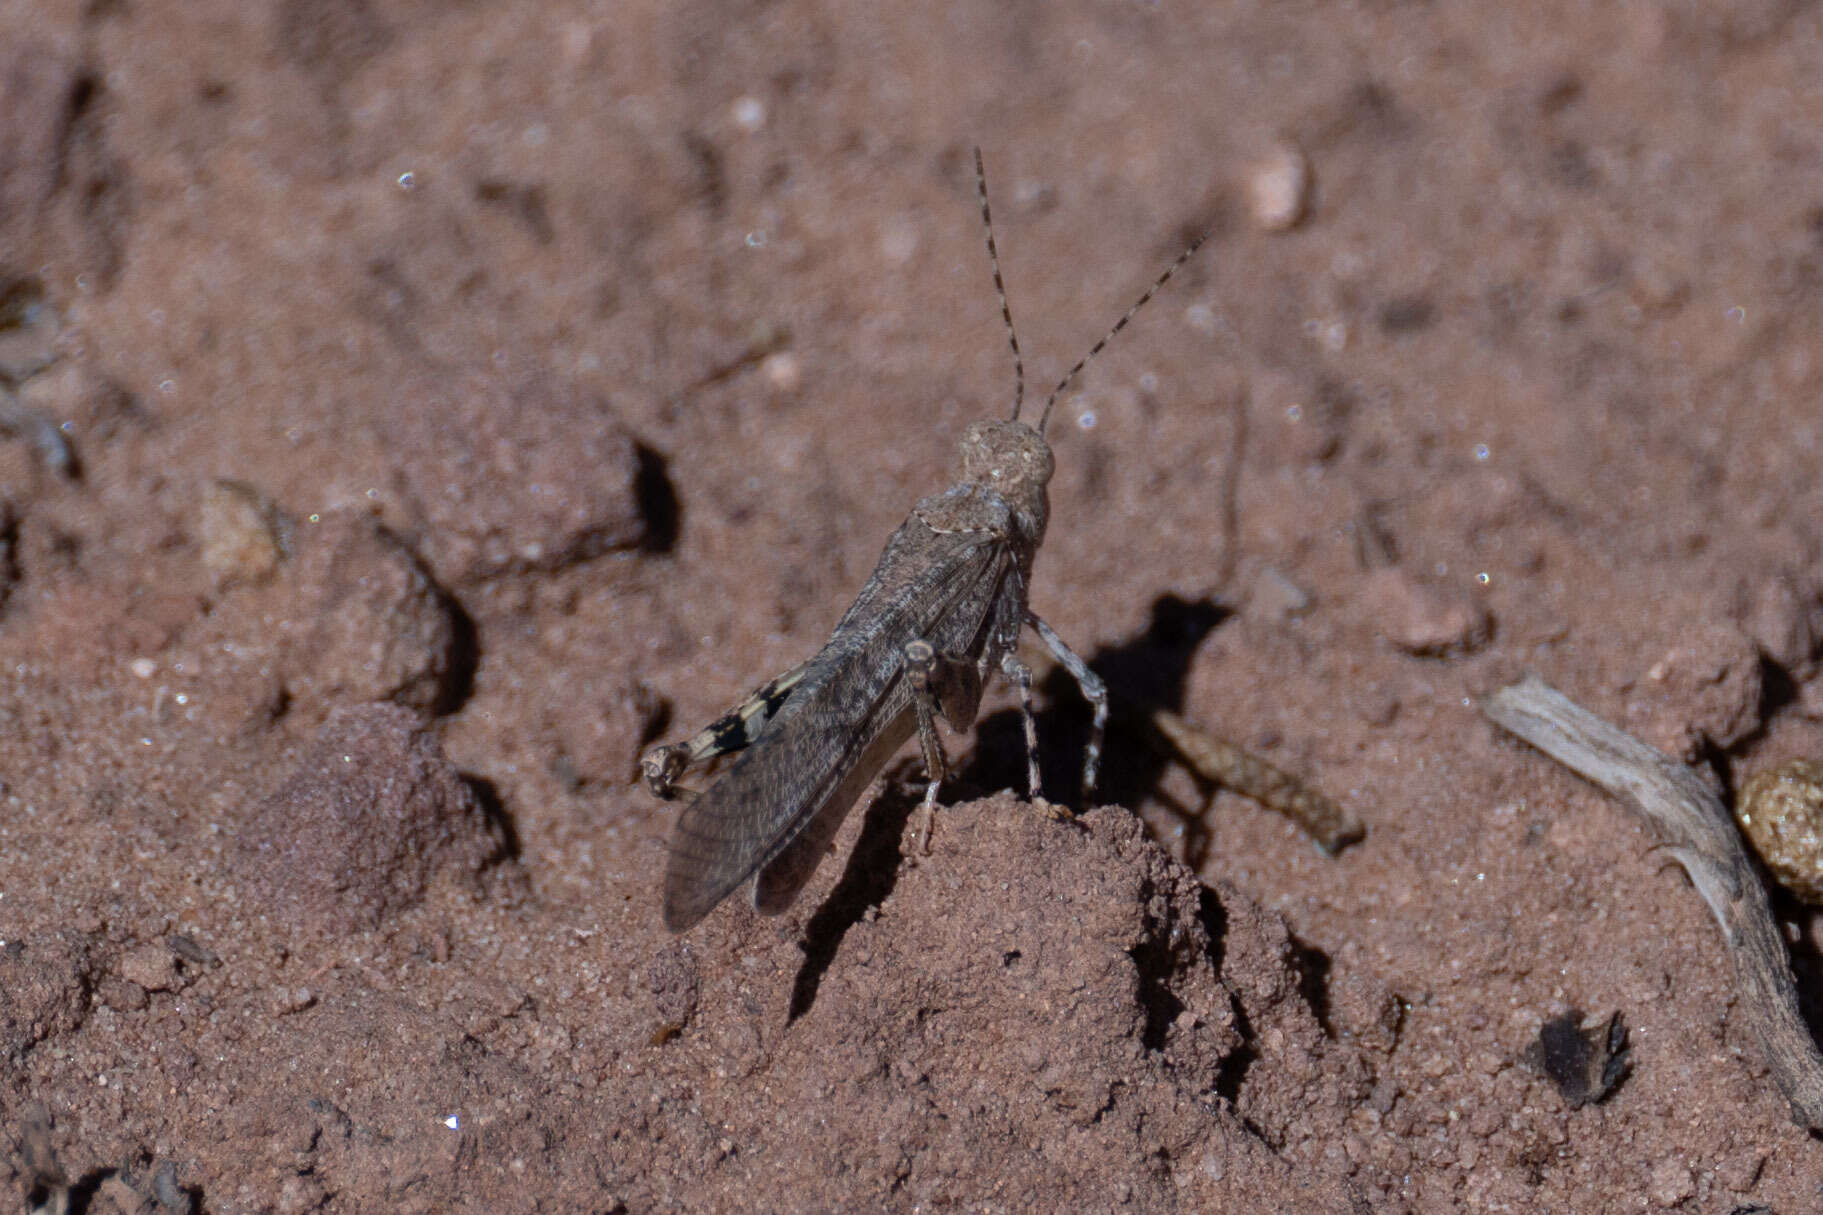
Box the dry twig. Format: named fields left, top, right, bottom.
left=1480, top=675, right=1823, bottom=1129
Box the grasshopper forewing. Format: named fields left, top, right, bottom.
left=645, top=149, right=1209, bottom=933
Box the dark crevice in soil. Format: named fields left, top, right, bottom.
left=1129, top=898, right=1188, bottom=1052
left=1755, top=652, right=1799, bottom=735
left=461, top=773, right=521, bottom=863
left=1289, top=932, right=1337, bottom=1038
left=1213, top=991, right=1257, bottom=1106
left=436, top=587, right=480, bottom=716
left=1773, top=882, right=1823, bottom=1042
left=1701, top=736, right=1738, bottom=817
left=1196, top=884, right=1228, bottom=972
left=634, top=443, right=681, bottom=555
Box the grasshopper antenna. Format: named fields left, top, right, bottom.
left=1037, top=225, right=1211, bottom=436
left=974, top=147, right=1027, bottom=423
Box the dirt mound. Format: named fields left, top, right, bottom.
left=235, top=704, right=514, bottom=937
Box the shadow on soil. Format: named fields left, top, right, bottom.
left=964, top=592, right=1232, bottom=867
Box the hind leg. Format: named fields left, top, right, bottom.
left=905, top=639, right=983, bottom=851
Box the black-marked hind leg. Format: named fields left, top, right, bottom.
left=905, top=639, right=982, bottom=852
left=640, top=659, right=812, bottom=800
left=1026, top=612, right=1108, bottom=805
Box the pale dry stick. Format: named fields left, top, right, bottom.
left=1479, top=675, right=1823, bottom=1130
left=1142, top=701, right=1363, bottom=854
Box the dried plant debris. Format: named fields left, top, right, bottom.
left=1480, top=676, right=1823, bottom=1128
left=1526, top=1008, right=1630, bottom=1107
left=1144, top=703, right=1363, bottom=853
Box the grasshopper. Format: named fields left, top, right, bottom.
left=644, top=149, right=1208, bottom=933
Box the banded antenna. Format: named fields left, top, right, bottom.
left=1037, top=227, right=1210, bottom=436
left=973, top=146, right=1026, bottom=424
left=970, top=146, right=1212, bottom=437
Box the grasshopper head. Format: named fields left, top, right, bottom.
left=957, top=418, right=1053, bottom=542
left=959, top=419, right=1054, bottom=492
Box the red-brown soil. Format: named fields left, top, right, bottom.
left=5, top=1, right=1823, bottom=1210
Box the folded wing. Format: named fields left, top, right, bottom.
left=662, top=517, right=1016, bottom=931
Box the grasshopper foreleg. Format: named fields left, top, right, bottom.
left=997, top=650, right=1044, bottom=802
left=1025, top=612, right=1108, bottom=805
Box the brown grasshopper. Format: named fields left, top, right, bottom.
left=644, top=149, right=1208, bottom=933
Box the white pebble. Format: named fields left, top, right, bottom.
left=879, top=216, right=919, bottom=266
left=761, top=351, right=801, bottom=392
left=1247, top=143, right=1311, bottom=232
left=731, top=96, right=765, bottom=132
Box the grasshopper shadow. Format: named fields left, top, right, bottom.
left=787, top=761, right=925, bottom=1023
left=965, top=593, right=1231, bottom=868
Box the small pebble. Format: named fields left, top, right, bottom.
left=386, top=370, right=648, bottom=581
left=880, top=215, right=920, bottom=265
left=1737, top=760, right=1823, bottom=904
left=730, top=95, right=765, bottom=132
left=199, top=480, right=285, bottom=587
left=1634, top=623, right=1762, bottom=758
left=1250, top=565, right=1313, bottom=620
left=1647, top=1158, right=1694, bottom=1209
left=98, top=977, right=149, bottom=1012
left=154, top=1162, right=189, bottom=1213
left=288, top=510, right=460, bottom=714
left=235, top=704, right=509, bottom=935
left=761, top=350, right=801, bottom=393
left=119, top=942, right=178, bottom=993
left=271, top=986, right=316, bottom=1016
left=1360, top=567, right=1492, bottom=656
left=1246, top=142, right=1312, bottom=232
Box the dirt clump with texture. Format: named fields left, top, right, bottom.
left=6, top=0, right=1823, bottom=1211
